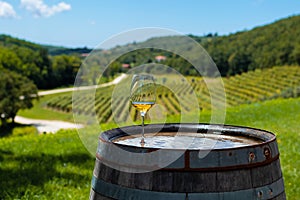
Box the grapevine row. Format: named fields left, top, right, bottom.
left=45, top=66, right=300, bottom=123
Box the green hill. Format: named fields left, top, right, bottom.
left=0, top=34, right=92, bottom=56
left=1, top=14, right=299, bottom=88
left=203, top=15, right=300, bottom=76
left=0, top=34, right=43, bottom=51
left=76, top=14, right=300, bottom=85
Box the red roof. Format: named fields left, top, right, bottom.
left=155, top=55, right=167, bottom=61
left=122, top=63, right=131, bottom=68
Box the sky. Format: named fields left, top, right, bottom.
left=0, top=0, right=299, bottom=49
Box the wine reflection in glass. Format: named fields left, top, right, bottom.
left=130, top=74, right=156, bottom=146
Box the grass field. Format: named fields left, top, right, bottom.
left=0, top=129, right=94, bottom=200
left=1, top=97, right=299, bottom=199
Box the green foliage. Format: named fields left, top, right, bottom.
left=0, top=35, right=84, bottom=89
left=0, top=34, right=42, bottom=51
left=0, top=123, right=37, bottom=137
left=51, top=55, right=82, bottom=88
left=203, top=15, right=300, bottom=75
left=0, top=47, right=22, bottom=71
left=0, top=70, right=38, bottom=125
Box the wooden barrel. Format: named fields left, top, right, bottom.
left=90, top=123, right=286, bottom=200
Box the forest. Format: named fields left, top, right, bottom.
left=0, top=15, right=299, bottom=89
left=0, top=35, right=84, bottom=89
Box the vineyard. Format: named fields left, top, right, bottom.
left=45, top=66, right=300, bottom=123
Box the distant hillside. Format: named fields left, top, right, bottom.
left=1, top=14, right=299, bottom=87
left=0, top=34, right=43, bottom=51
left=0, top=34, right=92, bottom=56
left=96, top=14, right=300, bottom=78
left=78, top=14, right=300, bottom=85
left=42, top=45, right=92, bottom=56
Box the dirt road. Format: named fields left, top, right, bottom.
left=15, top=116, right=84, bottom=133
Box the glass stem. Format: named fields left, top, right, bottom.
left=141, top=113, right=145, bottom=144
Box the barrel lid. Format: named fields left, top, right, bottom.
left=97, top=124, right=279, bottom=172
left=100, top=123, right=276, bottom=150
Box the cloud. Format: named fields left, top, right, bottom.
left=21, top=0, right=71, bottom=17
left=0, top=1, right=17, bottom=18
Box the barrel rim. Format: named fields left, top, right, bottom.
left=99, top=123, right=276, bottom=151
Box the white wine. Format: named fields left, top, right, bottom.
left=131, top=101, right=155, bottom=115
left=130, top=74, right=156, bottom=145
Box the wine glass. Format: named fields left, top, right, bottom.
left=130, top=74, right=156, bottom=145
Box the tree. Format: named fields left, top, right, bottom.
left=52, top=55, right=81, bottom=87
left=228, top=51, right=251, bottom=75
left=0, top=70, right=38, bottom=126
left=290, top=44, right=300, bottom=65
left=0, top=48, right=22, bottom=71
